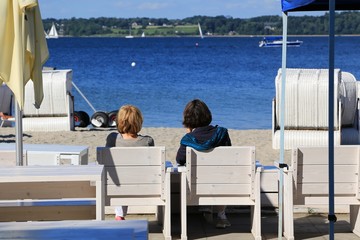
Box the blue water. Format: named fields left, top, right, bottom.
left=45, top=36, right=360, bottom=130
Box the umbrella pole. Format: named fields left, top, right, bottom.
left=328, top=0, right=336, bottom=239
left=15, top=102, right=23, bottom=166
left=278, top=11, right=288, bottom=240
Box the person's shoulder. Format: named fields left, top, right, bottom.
left=214, top=125, right=229, bottom=132
left=138, top=134, right=153, bottom=140
left=138, top=134, right=155, bottom=146
left=107, top=132, right=119, bottom=139
left=105, top=132, right=119, bottom=147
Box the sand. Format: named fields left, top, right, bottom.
left=0, top=127, right=291, bottom=165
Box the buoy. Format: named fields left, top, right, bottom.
left=131, top=62, right=136, bottom=67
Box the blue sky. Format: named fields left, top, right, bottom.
left=37, top=0, right=323, bottom=19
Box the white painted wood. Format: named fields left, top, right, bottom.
left=0, top=150, right=27, bottom=166
left=107, top=184, right=161, bottom=196
left=180, top=146, right=262, bottom=240
left=282, top=146, right=360, bottom=239
left=0, top=165, right=105, bottom=221
left=0, top=143, right=88, bottom=166
left=106, top=166, right=162, bottom=185
left=189, top=184, right=252, bottom=195
left=96, top=146, right=171, bottom=240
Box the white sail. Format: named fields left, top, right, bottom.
left=125, top=27, right=134, bottom=38
left=47, top=22, right=58, bottom=39
left=198, top=23, right=204, bottom=39
left=141, top=32, right=145, bottom=38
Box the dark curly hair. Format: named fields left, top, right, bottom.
left=182, top=99, right=212, bottom=129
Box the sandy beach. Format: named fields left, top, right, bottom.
left=0, top=127, right=290, bottom=166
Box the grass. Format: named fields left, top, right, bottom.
left=107, top=24, right=200, bottom=37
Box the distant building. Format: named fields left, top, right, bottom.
left=264, top=22, right=276, bottom=31
left=58, top=23, right=65, bottom=36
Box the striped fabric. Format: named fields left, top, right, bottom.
left=275, top=68, right=340, bottom=129
left=22, top=70, right=74, bottom=131
left=272, top=130, right=341, bottom=149
left=340, top=71, right=357, bottom=126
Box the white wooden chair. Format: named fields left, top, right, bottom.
left=96, top=146, right=172, bottom=240
left=179, top=146, right=262, bottom=240
left=282, top=146, right=360, bottom=240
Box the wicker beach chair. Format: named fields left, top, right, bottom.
left=22, top=69, right=74, bottom=131
left=272, top=68, right=360, bottom=149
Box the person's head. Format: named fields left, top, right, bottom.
left=116, top=105, right=143, bottom=135
left=182, top=99, right=212, bottom=129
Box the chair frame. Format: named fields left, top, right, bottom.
left=179, top=146, right=262, bottom=240
left=282, top=146, right=360, bottom=240
left=96, top=146, right=171, bottom=240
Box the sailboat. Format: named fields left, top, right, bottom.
left=46, top=22, right=58, bottom=39
left=125, top=27, right=134, bottom=38
left=141, top=32, right=145, bottom=38
left=198, top=23, right=204, bottom=39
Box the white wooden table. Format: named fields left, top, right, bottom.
left=0, top=165, right=105, bottom=221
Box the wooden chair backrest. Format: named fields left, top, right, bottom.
left=96, top=146, right=166, bottom=202
left=292, top=146, right=360, bottom=203
left=186, top=146, right=256, bottom=200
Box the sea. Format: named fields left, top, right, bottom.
left=44, top=36, right=360, bottom=130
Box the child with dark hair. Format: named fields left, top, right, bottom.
left=176, top=99, right=232, bottom=228
left=176, top=99, right=231, bottom=165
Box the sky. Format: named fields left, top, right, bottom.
left=37, top=0, right=323, bottom=20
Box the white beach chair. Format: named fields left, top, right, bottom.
left=22, top=69, right=74, bottom=131
left=272, top=68, right=360, bottom=149
left=282, top=146, right=360, bottom=240
left=96, top=146, right=172, bottom=240
left=179, top=146, right=262, bottom=240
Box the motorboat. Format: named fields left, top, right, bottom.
left=259, top=37, right=302, bottom=47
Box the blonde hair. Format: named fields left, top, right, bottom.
left=116, top=105, right=143, bottom=135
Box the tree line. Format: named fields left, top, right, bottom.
left=43, top=11, right=360, bottom=37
